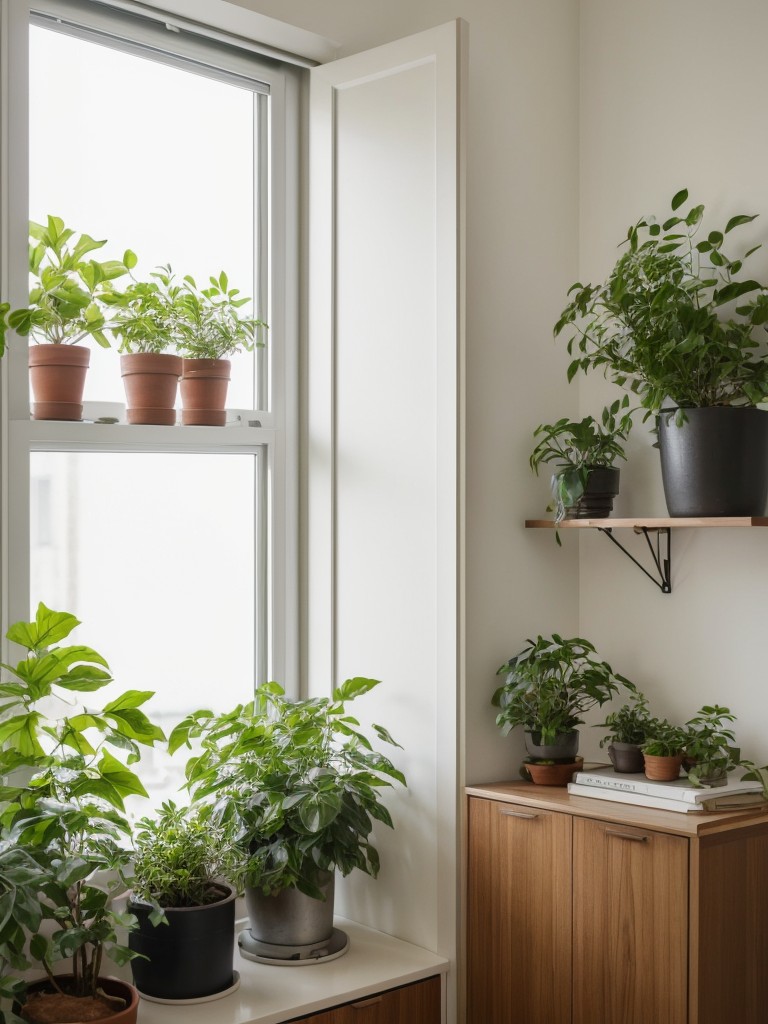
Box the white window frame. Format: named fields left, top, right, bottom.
left=0, top=0, right=301, bottom=691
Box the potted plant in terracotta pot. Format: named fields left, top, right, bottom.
left=597, top=688, right=653, bottom=773
left=683, top=704, right=742, bottom=787
left=555, top=188, right=768, bottom=516
left=529, top=396, right=633, bottom=528
left=0, top=602, right=164, bottom=1024
left=127, top=801, right=238, bottom=1001
left=172, top=270, right=267, bottom=426
left=641, top=719, right=688, bottom=781
left=492, top=634, right=632, bottom=784
left=5, top=216, right=135, bottom=421
left=169, top=677, right=405, bottom=958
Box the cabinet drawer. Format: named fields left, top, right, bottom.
left=287, top=975, right=441, bottom=1023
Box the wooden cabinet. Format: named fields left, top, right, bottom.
left=288, top=976, right=441, bottom=1023
left=466, top=784, right=768, bottom=1024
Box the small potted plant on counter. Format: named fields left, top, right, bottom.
left=529, top=396, right=633, bottom=526
left=683, top=705, right=742, bottom=787
left=641, top=719, right=688, bottom=781
left=597, top=688, right=653, bottom=773
left=492, top=634, right=632, bottom=784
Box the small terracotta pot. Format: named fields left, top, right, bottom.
left=525, top=756, right=583, bottom=786
left=120, top=352, right=182, bottom=425
left=179, top=358, right=231, bottom=426
left=643, top=752, right=684, bottom=781
left=28, top=343, right=90, bottom=421
left=19, top=975, right=139, bottom=1024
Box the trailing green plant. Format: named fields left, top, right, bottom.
left=530, top=396, right=633, bottom=523
left=492, top=634, right=632, bottom=745
left=597, top=689, right=653, bottom=748
left=169, top=269, right=267, bottom=361
left=684, top=704, right=742, bottom=785
left=3, top=216, right=136, bottom=350
left=555, top=189, right=768, bottom=420
left=169, top=678, right=405, bottom=900
left=640, top=718, right=687, bottom=757
left=131, top=801, right=236, bottom=921
left=0, top=603, right=164, bottom=1003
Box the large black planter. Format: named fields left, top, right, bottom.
left=658, top=407, right=768, bottom=517
left=563, top=466, right=620, bottom=519
left=128, top=884, right=236, bottom=1000
left=524, top=729, right=579, bottom=762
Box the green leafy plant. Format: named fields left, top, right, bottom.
left=170, top=269, right=267, bottom=361
left=555, top=189, right=768, bottom=419
left=530, top=396, right=633, bottom=523
left=492, top=634, right=632, bottom=744
left=684, top=704, right=741, bottom=785
left=0, top=603, right=163, bottom=1004
left=131, top=801, right=235, bottom=922
left=169, top=678, right=406, bottom=900
left=597, top=690, right=653, bottom=748
left=3, top=216, right=136, bottom=350
left=0, top=843, right=46, bottom=1024
left=103, top=268, right=181, bottom=355
left=640, top=718, right=687, bottom=757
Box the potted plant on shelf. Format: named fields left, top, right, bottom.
left=683, top=704, right=742, bottom=787
left=104, top=268, right=183, bottom=425
left=492, top=634, right=632, bottom=785
left=555, top=188, right=768, bottom=516
left=127, top=801, right=238, bottom=1001
left=169, top=677, right=406, bottom=955
left=0, top=603, right=164, bottom=1024
left=529, top=396, right=633, bottom=526
left=597, top=689, right=653, bottom=773
left=640, top=719, right=688, bottom=781
left=172, top=270, right=267, bottom=426
left=6, top=216, right=135, bottom=421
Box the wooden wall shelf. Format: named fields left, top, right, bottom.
left=524, top=517, right=768, bottom=594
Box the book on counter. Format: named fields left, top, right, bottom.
left=567, top=781, right=767, bottom=813
left=573, top=766, right=763, bottom=803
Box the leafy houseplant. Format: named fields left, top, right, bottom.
left=554, top=189, right=768, bottom=516
left=530, top=396, right=633, bottom=525
left=492, top=634, right=631, bottom=770
left=169, top=678, right=406, bottom=949
left=640, top=718, right=688, bottom=781
left=127, top=802, right=237, bottom=1000
left=597, top=690, right=652, bottom=773
left=0, top=603, right=163, bottom=1023
left=684, top=705, right=741, bottom=787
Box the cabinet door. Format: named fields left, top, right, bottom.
left=289, top=976, right=441, bottom=1023
left=466, top=796, right=572, bottom=1024
left=572, top=817, right=688, bottom=1024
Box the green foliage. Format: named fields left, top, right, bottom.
left=555, top=189, right=768, bottom=414
left=169, top=678, right=406, bottom=899
left=0, top=603, right=163, bottom=1001
left=597, top=690, right=653, bottom=747
left=103, top=268, right=181, bottom=355
left=6, top=216, right=135, bottom=348
left=684, top=704, right=741, bottom=785
left=492, top=634, right=632, bottom=745
left=530, top=396, right=633, bottom=523
left=640, top=718, right=687, bottom=757
left=131, top=801, right=235, bottom=917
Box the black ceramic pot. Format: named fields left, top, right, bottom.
left=565, top=466, right=620, bottom=519
left=608, top=742, right=644, bottom=774
left=524, top=730, right=579, bottom=762
left=658, top=407, right=768, bottom=517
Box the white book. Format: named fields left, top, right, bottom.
left=567, top=782, right=703, bottom=814
left=573, top=767, right=762, bottom=804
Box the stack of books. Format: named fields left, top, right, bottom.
left=567, top=766, right=767, bottom=814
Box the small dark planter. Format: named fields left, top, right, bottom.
left=128, top=884, right=236, bottom=1000
left=608, top=741, right=644, bottom=774
left=658, top=407, right=768, bottom=517
left=524, top=730, right=579, bottom=762
left=564, top=466, right=620, bottom=519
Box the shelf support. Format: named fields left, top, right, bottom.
left=597, top=526, right=672, bottom=594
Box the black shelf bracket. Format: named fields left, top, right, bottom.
left=597, top=526, right=672, bottom=594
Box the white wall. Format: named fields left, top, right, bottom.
left=577, top=0, right=768, bottom=764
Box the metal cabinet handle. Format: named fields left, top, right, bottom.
left=605, top=829, right=648, bottom=842
left=501, top=809, right=539, bottom=820
left=351, top=995, right=384, bottom=1008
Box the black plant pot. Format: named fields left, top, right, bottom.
left=128, top=884, right=236, bottom=1000
left=658, top=407, right=768, bottom=517
left=608, top=742, right=644, bottom=774
left=565, top=466, right=620, bottom=519
left=524, top=730, right=579, bottom=762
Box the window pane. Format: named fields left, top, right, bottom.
left=30, top=451, right=259, bottom=804
left=29, top=26, right=263, bottom=410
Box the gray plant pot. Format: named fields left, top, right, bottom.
left=524, top=730, right=579, bottom=762
left=245, top=871, right=335, bottom=947
left=608, top=742, right=644, bottom=774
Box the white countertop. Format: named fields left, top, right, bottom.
left=135, top=918, right=448, bottom=1024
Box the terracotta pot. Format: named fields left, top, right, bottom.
left=525, top=756, right=583, bottom=786
left=179, top=358, right=231, bottom=426
left=120, top=353, right=182, bottom=425
left=28, top=344, right=90, bottom=421
left=643, top=752, right=684, bottom=781
left=19, top=975, right=139, bottom=1024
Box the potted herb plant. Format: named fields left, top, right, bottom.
left=0, top=603, right=164, bottom=1024
left=127, top=801, right=237, bottom=1001
left=641, top=719, right=688, bottom=781
left=492, top=634, right=632, bottom=784
left=597, top=689, right=653, bottom=773
left=530, top=396, right=633, bottom=525
left=555, top=189, right=768, bottom=516
left=169, top=678, right=405, bottom=952
left=6, top=216, right=135, bottom=421
left=172, top=270, right=267, bottom=426
left=684, top=704, right=742, bottom=787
